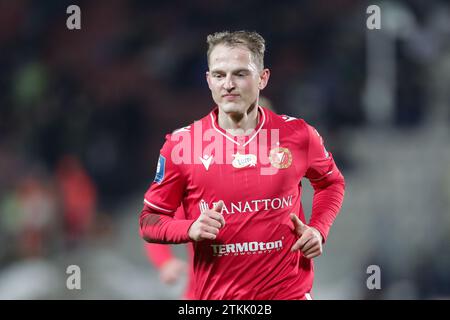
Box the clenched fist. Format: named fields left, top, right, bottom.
left=188, top=201, right=226, bottom=241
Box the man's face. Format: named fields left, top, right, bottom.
left=206, top=44, right=269, bottom=116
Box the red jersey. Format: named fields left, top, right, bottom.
left=140, top=106, right=345, bottom=300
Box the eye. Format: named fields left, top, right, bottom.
left=213, top=74, right=224, bottom=79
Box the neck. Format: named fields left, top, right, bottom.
left=218, top=104, right=259, bottom=136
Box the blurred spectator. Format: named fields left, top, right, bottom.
left=0, top=167, right=59, bottom=262
left=56, top=155, right=97, bottom=248
left=144, top=241, right=195, bottom=300
left=16, top=173, right=59, bottom=258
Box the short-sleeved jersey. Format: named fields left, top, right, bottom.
left=143, top=106, right=344, bottom=299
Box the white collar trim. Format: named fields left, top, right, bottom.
left=209, top=106, right=266, bottom=147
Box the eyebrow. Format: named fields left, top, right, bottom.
left=210, top=68, right=250, bottom=74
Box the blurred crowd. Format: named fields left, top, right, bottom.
left=0, top=0, right=450, bottom=299
left=0, top=154, right=101, bottom=263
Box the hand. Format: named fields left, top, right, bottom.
left=160, top=258, right=187, bottom=285
left=290, top=213, right=323, bottom=259
left=188, top=201, right=226, bottom=241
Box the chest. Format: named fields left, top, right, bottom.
left=185, top=132, right=308, bottom=203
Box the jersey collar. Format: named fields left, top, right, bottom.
left=209, top=105, right=266, bottom=147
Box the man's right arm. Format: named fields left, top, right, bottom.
left=139, top=204, right=195, bottom=244
left=140, top=133, right=225, bottom=244
left=140, top=132, right=193, bottom=244
left=140, top=201, right=226, bottom=244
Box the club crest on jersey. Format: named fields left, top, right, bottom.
left=269, top=147, right=292, bottom=169
left=154, top=155, right=166, bottom=184
left=232, top=152, right=257, bottom=169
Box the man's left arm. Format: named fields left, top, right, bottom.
left=304, top=123, right=346, bottom=244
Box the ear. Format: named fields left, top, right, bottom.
left=258, top=68, right=270, bottom=90
left=206, top=71, right=212, bottom=90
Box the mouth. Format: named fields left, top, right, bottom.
left=222, top=94, right=240, bottom=100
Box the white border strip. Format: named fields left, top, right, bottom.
left=309, top=170, right=333, bottom=182
left=144, top=199, right=175, bottom=213
left=210, top=106, right=266, bottom=147
left=210, top=113, right=240, bottom=145
left=243, top=106, right=266, bottom=147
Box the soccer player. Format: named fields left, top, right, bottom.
left=139, top=31, right=345, bottom=300
left=145, top=97, right=276, bottom=300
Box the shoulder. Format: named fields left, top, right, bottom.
left=264, top=107, right=309, bottom=134
left=263, top=108, right=327, bottom=148
left=164, top=112, right=212, bottom=142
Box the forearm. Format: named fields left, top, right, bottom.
left=308, top=173, right=345, bottom=243
left=145, top=243, right=174, bottom=268
left=139, top=205, right=195, bottom=244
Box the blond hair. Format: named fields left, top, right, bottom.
left=206, top=30, right=266, bottom=70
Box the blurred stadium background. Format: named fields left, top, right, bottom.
left=0, top=0, right=449, bottom=299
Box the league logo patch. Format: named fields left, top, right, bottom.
left=154, top=155, right=166, bottom=184
left=269, top=147, right=292, bottom=169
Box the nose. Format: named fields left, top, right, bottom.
left=223, top=75, right=235, bottom=91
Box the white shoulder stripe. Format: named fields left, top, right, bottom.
left=144, top=199, right=175, bottom=213
left=309, top=170, right=334, bottom=182
left=173, top=126, right=191, bottom=134
left=210, top=113, right=240, bottom=145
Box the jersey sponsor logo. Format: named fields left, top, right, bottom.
left=199, top=195, right=294, bottom=215
left=269, top=147, right=292, bottom=169
left=199, top=154, right=213, bottom=171
left=211, top=239, right=283, bottom=257
left=154, top=155, right=166, bottom=184
left=232, top=152, right=257, bottom=169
